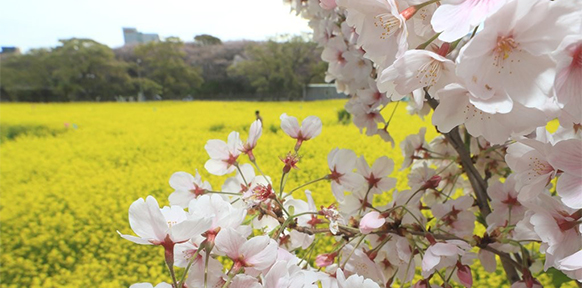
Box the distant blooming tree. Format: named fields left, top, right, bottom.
left=119, top=0, right=582, bottom=287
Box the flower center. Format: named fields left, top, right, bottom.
left=571, top=44, right=582, bottom=68
left=495, top=36, right=518, bottom=60
left=189, top=184, right=205, bottom=197
left=416, top=59, right=441, bottom=87
left=374, top=13, right=401, bottom=39
left=329, top=167, right=344, bottom=182
left=527, top=157, right=553, bottom=178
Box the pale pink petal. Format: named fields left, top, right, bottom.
left=478, top=249, right=497, bottom=273
left=421, top=250, right=441, bottom=272
left=556, top=173, right=582, bottom=209
left=559, top=250, right=582, bottom=270
left=246, top=120, right=262, bottom=149
left=230, top=274, right=262, bottom=288
left=356, top=156, right=372, bottom=176
left=204, top=159, right=232, bottom=176
left=371, top=156, right=394, bottom=176
left=280, top=113, right=300, bottom=138
left=169, top=172, right=195, bottom=191
left=433, top=84, right=469, bottom=133
left=168, top=191, right=196, bottom=209
left=227, top=131, right=243, bottom=156
left=215, top=228, right=245, bottom=259
left=205, top=139, right=229, bottom=159
left=431, top=243, right=461, bottom=256
left=241, top=236, right=278, bottom=271
left=359, top=211, right=386, bottom=234
left=341, top=172, right=366, bottom=191
left=549, top=139, right=582, bottom=176
left=117, top=231, right=153, bottom=245
left=301, top=116, right=323, bottom=139
left=170, top=217, right=212, bottom=243
left=129, top=196, right=167, bottom=241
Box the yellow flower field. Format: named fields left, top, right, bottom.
left=0, top=101, right=571, bottom=287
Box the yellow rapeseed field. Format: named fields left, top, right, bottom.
left=0, top=101, right=568, bottom=287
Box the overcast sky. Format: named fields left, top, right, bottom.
left=0, top=0, right=311, bottom=52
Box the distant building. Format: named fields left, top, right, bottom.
left=1, top=47, right=21, bottom=54
left=122, top=28, right=159, bottom=45
left=303, top=84, right=347, bottom=101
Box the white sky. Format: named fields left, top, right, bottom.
left=0, top=0, right=311, bottom=52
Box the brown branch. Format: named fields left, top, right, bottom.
left=425, top=95, right=520, bottom=283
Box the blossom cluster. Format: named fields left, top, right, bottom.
left=118, top=0, right=582, bottom=287
left=121, top=112, right=580, bottom=287
left=282, top=0, right=582, bottom=286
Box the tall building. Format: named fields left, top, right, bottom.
left=1, top=47, right=21, bottom=54
left=122, top=28, right=159, bottom=45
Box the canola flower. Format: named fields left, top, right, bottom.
left=0, top=101, right=566, bottom=287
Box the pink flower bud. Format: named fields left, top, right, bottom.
left=413, top=279, right=429, bottom=288
left=315, top=252, right=337, bottom=267
left=456, top=262, right=473, bottom=288
left=421, top=175, right=442, bottom=190
left=359, top=211, right=386, bottom=234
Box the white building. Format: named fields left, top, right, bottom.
left=122, top=28, right=159, bottom=45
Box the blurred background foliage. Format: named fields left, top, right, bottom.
left=0, top=34, right=327, bottom=102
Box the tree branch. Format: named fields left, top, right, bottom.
left=425, top=95, right=520, bottom=283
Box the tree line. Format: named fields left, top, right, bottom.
left=0, top=35, right=326, bottom=102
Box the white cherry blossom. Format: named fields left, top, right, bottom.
left=456, top=0, right=576, bottom=111
left=168, top=171, right=212, bottom=208
left=117, top=196, right=212, bottom=246
left=280, top=113, right=322, bottom=151
left=204, top=131, right=243, bottom=175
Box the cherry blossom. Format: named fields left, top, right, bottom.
left=431, top=0, right=507, bottom=42
left=356, top=156, right=396, bottom=195
left=486, top=175, right=525, bottom=229
left=548, top=139, right=582, bottom=209
left=327, top=148, right=365, bottom=201
left=432, top=83, right=547, bottom=144
left=229, top=275, right=262, bottom=288
left=117, top=196, right=211, bottom=246
left=379, top=48, right=456, bottom=98
left=401, top=128, right=428, bottom=169
left=342, top=245, right=386, bottom=285
left=432, top=196, right=476, bottom=238
left=345, top=100, right=385, bottom=136
left=422, top=240, right=473, bottom=278
left=557, top=250, right=582, bottom=281
left=188, top=194, right=247, bottom=243
left=506, top=139, right=556, bottom=203
left=168, top=171, right=212, bottom=208
left=204, top=131, right=243, bottom=175
left=242, top=119, right=263, bottom=161
left=456, top=0, right=575, bottom=111
left=280, top=113, right=322, bottom=151
left=214, top=228, right=278, bottom=272
left=263, top=260, right=319, bottom=288
left=336, top=269, right=381, bottom=288
left=336, top=0, right=409, bottom=68
left=359, top=211, right=385, bottom=234
left=184, top=250, right=226, bottom=288
left=528, top=194, right=582, bottom=270
left=222, top=163, right=255, bottom=194
left=555, top=36, right=582, bottom=125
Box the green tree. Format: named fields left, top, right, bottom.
left=194, top=34, right=222, bottom=46
left=50, top=38, right=133, bottom=101
left=134, top=37, right=203, bottom=99
left=227, top=35, right=326, bottom=100
left=0, top=49, right=57, bottom=101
